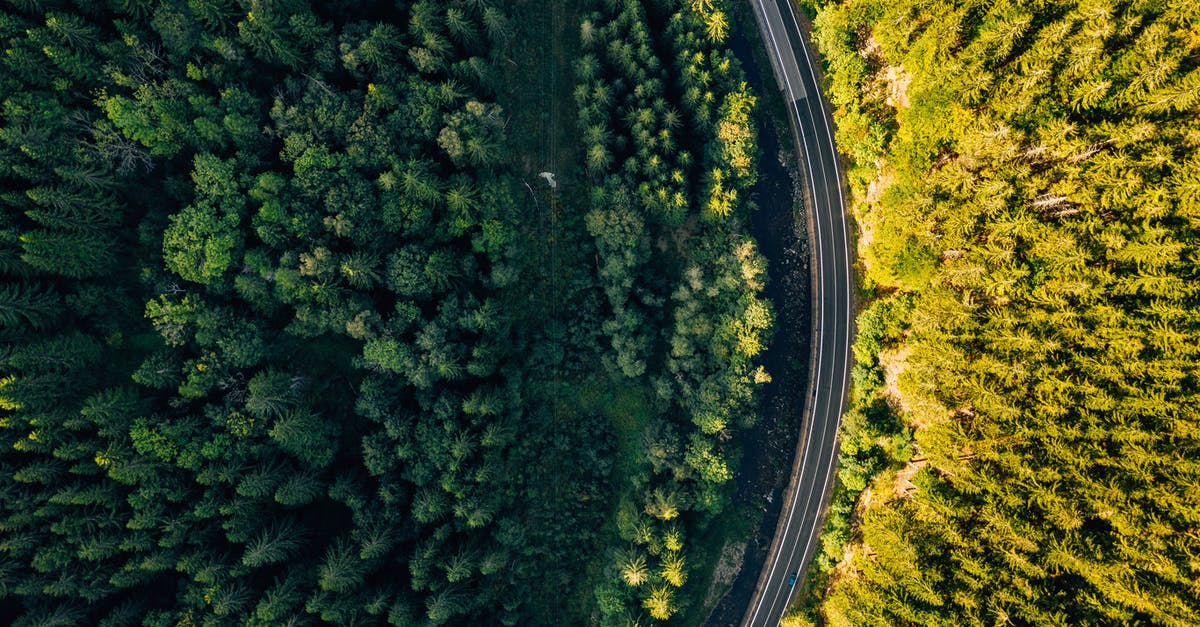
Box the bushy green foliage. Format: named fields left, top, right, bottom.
left=574, top=0, right=772, bottom=622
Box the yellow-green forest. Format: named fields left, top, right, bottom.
left=797, top=0, right=1200, bottom=624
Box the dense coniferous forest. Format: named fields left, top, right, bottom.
left=788, top=0, right=1200, bottom=624
left=0, top=0, right=764, bottom=624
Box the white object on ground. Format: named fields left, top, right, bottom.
left=538, top=172, right=557, bottom=188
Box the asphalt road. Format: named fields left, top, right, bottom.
left=741, top=0, right=854, bottom=625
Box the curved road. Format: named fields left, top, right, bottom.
left=742, top=0, right=854, bottom=625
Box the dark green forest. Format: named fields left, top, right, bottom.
left=786, top=0, right=1200, bottom=625
left=0, top=0, right=767, bottom=624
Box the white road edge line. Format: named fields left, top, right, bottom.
left=771, top=103, right=835, bottom=620
left=771, top=0, right=855, bottom=619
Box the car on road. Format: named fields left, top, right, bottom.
left=787, top=572, right=798, bottom=586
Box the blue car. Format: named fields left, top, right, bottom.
left=787, top=572, right=798, bottom=586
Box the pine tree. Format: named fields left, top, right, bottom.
left=242, top=519, right=306, bottom=568
left=19, top=229, right=116, bottom=278
left=0, top=283, right=60, bottom=330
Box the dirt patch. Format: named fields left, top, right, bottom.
left=828, top=537, right=862, bottom=591
left=861, top=35, right=910, bottom=111
left=860, top=35, right=882, bottom=61
left=882, top=65, right=912, bottom=109
left=878, top=344, right=910, bottom=413
left=891, top=458, right=925, bottom=500
left=863, top=163, right=893, bottom=206
left=705, top=540, right=748, bottom=608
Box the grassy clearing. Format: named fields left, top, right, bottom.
left=500, top=1, right=580, bottom=177
left=575, top=378, right=654, bottom=468
left=498, top=0, right=591, bottom=326
left=496, top=2, right=632, bottom=622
